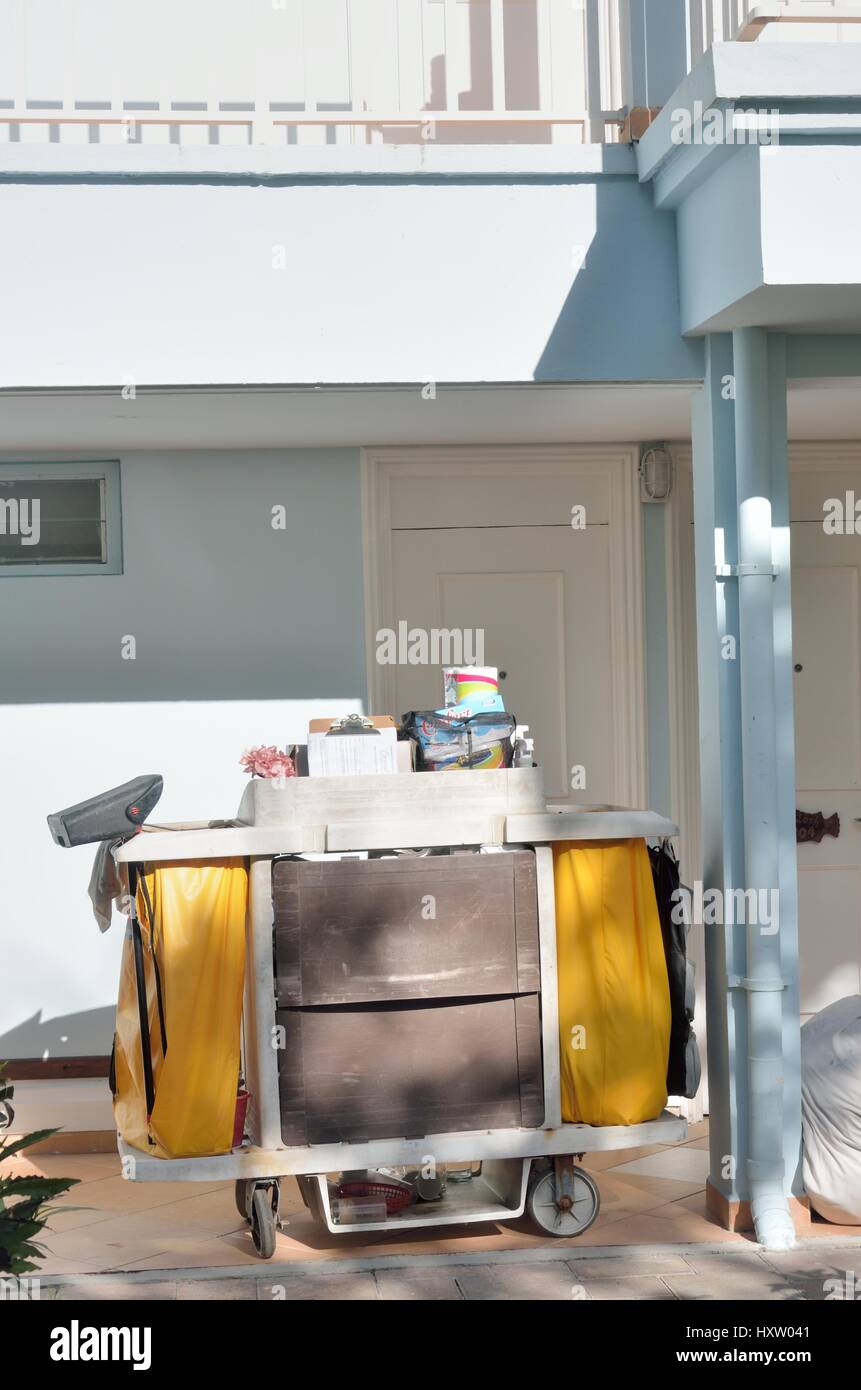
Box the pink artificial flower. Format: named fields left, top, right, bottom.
left=240, top=745, right=296, bottom=779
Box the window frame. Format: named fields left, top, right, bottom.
left=0, top=459, right=123, bottom=577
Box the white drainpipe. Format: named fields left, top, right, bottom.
left=732, top=328, right=796, bottom=1251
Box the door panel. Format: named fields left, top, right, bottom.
left=792, top=560, right=861, bottom=792
left=792, top=497, right=861, bottom=1015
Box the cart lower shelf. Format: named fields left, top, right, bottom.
left=301, top=1160, right=532, bottom=1235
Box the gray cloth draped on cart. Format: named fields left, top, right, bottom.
left=88, top=838, right=127, bottom=933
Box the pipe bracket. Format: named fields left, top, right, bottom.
left=727, top=974, right=787, bottom=992
left=716, top=563, right=778, bottom=580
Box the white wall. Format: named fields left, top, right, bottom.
left=761, top=144, right=861, bottom=288
left=0, top=175, right=701, bottom=387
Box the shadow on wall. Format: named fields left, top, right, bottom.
left=0, top=1007, right=116, bottom=1059
left=534, top=178, right=704, bottom=384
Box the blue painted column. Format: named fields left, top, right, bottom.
left=691, top=331, right=803, bottom=1242
left=691, top=333, right=748, bottom=1212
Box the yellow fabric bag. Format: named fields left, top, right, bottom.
left=112, top=859, right=248, bottom=1158
left=553, top=839, right=670, bottom=1126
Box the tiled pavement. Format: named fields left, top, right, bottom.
left=40, top=1244, right=861, bottom=1301
left=9, top=1120, right=860, bottom=1298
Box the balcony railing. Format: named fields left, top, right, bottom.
left=0, top=0, right=857, bottom=150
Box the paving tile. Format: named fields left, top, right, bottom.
left=581, top=1144, right=670, bottom=1172
left=645, top=1190, right=724, bottom=1224
left=48, top=1174, right=226, bottom=1215
left=662, top=1255, right=805, bottom=1302
left=53, top=1280, right=177, bottom=1301
left=176, top=1277, right=256, bottom=1300
left=45, top=1204, right=129, bottom=1235
left=762, top=1247, right=861, bottom=1275
left=15, top=1154, right=122, bottom=1181
left=134, top=1187, right=250, bottom=1237
left=660, top=1277, right=805, bottom=1302
left=759, top=1248, right=861, bottom=1301
left=567, top=1254, right=694, bottom=1278
left=681, top=1250, right=773, bottom=1276
left=611, top=1147, right=711, bottom=1185
left=40, top=1209, right=243, bottom=1271
left=603, top=1173, right=706, bottom=1204
left=454, top=1262, right=584, bottom=1301
left=581, top=1275, right=677, bottom=1300
left=21, top=1253, right=115, bottom=1277
left=588, top=1169, right=677, bottom=1222
left=375, top=1269, right=464, bottom=1300
left=256, top=1273, right=379, bottom=1301
left=577, top=1211, right=743, bottom=1246
left=119, top=1233, right=266, bottom=1271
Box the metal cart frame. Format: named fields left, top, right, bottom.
left=115, top=777, right=687, bottom=1251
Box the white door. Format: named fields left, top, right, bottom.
left=365, top=447, right=647, bottom=808
left=791, top=455, right=861, bottom=1015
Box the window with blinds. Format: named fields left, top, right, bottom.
left=0, top=462, right=122, bottom=575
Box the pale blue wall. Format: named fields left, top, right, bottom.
left=643, top=502, right=672, bottom=819
left=0, top=448, right=367, bottom=705
left=676, top=147, right=764, bottom=334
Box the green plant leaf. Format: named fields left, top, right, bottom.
left=0, top=1175, right=80, bottom=1202
left=0, top=1063, right=79, bottom=1277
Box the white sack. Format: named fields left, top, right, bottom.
left=801, top=995, right=861, bottom=1225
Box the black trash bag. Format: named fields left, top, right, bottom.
left=648, top=841, right=701, bottom=1100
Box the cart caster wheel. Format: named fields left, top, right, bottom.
left=234, top=1179, right=253, bottom=1223
left=250, top=1185, right=278, bottom=1259
left=527, top=1165, right=600, bottom=1238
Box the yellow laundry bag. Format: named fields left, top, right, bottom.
left=553, top=839, right=670, bottom=1125
left=112, top=859, right=248, bottom=1158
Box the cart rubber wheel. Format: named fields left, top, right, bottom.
left=234, top=1179, right=253, bottom=1223
left=527, top=1164, right=600, bottom=1238
left=250, top=1185, right=278, bottom=1259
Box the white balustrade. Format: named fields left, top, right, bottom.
left=0, top=0, right=857, bottom=149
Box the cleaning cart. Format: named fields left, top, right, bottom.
left=107, top=766, right=689, bottom=1256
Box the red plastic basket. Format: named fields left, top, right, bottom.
left=336, top=1180, right=414, bottom=1214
